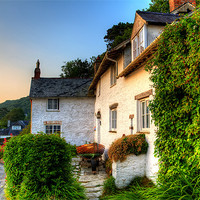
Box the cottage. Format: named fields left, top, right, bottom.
left=29, top=60, right=95, bottom=146
left=89, top=0, right=195, bottom=182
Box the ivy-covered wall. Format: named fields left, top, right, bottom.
left=147, top=9, right=200, bottom=184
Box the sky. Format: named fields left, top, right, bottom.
left=0, top=0, right=151, bottom=103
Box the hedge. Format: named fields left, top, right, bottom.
left=3, top=133, right=86, bottom=199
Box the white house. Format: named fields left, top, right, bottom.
left=88, top=0, right=195, bottom=181
left=29, top=60, right=95, bottom=146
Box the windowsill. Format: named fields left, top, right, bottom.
left=136, top=131, right=150, bottom=134
left=46, top=110, right=60, bottom=112
left=109, top=130, right=117, bottom=133
left=110, top=83, right=116, bottom=88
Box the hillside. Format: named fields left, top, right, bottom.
left=0, top=96, right=31, bottom=115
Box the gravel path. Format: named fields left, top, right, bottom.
left=0, top=163, right=5, bottom=200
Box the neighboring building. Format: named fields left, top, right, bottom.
left=29, top=60, right=95, bottom=146
left=89, top=0, right=194, bottom=181
left=0, top=120, right=29, bottom=139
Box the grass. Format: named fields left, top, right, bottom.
left=100, top=174, right=200, bottom=200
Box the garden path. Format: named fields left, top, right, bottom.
left=72, top=157, right=107, bottom=200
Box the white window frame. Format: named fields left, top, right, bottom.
left=137, top=98, right=150, bottom=132
left=109, top=105, right=118, bottom=132
left=110, top=64, right=117, bottom=86
left=47, top=99, right=59, bottom=111
left=45, top=125, right=61, bottom=134
left=132, top=25, right=147, bottom=61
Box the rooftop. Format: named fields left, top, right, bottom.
left=29, top=78, right=93, bottom=98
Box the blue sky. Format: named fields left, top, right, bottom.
left=0, top=0, right=151, bottom=103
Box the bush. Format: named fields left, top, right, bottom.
left=105, top=158, right=112, bottom=176
left=108, top=134, right=148, bottom=162
left=102, top=176, right=117, bottom=196
left=3, top=133, right=86, bottom=199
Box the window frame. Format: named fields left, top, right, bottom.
left=132, top=26, right=145, bottom=61
left=109, top=103, right=118, bottom=132
left=137, top=98, right=150, bottom=132
left=110, top=64, right=117, bottom=87
left=45, top=125, right=61, bottom=134
left=47, top=98, right=59, bottom=111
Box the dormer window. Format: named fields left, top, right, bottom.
left=132, top=25, right=147, bottom=61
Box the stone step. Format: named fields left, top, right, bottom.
left=86, top=191, right=102, bottom=198
left=86, top=186, right=103, bottom=193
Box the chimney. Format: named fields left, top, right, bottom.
left=7, top=120, right=10, bottom=128
left=34, top=59, right=41, bottom=79
left=169, top=0, right=196, bottom=12
left=94, top=56, right=101, bottom=74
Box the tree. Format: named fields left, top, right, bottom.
left=0, top=108, right=25, bottom=128
left=0, top=108, right=9, bottom=120
left=104, top=22, right=133, bottom=50
left=146, top=0, right=200, bottom=13
left=60, top=58, right=94, bottom=78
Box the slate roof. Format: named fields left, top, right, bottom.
left=137, top=11, right=180, bottom=25
left=29, top=78, right=93, bottom=98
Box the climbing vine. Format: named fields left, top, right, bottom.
left=147, top=9, right=200, bottom=185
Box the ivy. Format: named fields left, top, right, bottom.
left=146, top=9, right=200, bottom=186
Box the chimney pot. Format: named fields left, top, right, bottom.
left=34, top=59, right=41, bottom=79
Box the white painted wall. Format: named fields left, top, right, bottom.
left=94, top=53, right=159, bottom=181
left=112, top=154, right=146, bottom=188
left=147, top=25, right=165, bottom=46
left=31, top=97, right=95, bottom=146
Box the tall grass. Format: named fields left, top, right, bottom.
left=101, top=173, right=200, bottom=200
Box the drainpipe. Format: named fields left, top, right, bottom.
left=106, top=55, right=118, bottom=75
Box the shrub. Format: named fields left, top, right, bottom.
left=3, top=133, right=86, bottom=200
left=105, top=158, right=112, bottom=176
left=19, top=123, right=30, bottom=135
left=108, top=134, right=148, bottom=162
left=102, top=176, right=117, bottom=196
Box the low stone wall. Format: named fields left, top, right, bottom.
left=112, top=154, right=146, bottom=189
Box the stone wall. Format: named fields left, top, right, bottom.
left=31, top=97, right=95, bottom=146
left=112, top=154, right=146, bottom=189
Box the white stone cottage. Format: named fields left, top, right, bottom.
left=29, top=61, right=95, bottom=146
left=88, top=0, right=196, bottom=181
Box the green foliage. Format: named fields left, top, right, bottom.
left=0, top=96, right=30, bottom=117
left=60, top=58, right=94, bottom=78
left=19, top=123, right=31, bottom=135
left=102, top=176, right=117, bottom=196
left=0, top=107, right=9, bottom=120
left=108, top=134, right=148, bottom=162
left=145, top=0, right=170, bottom=13
left=101, top=176, right=154, bottom=200
left=145, top=0, right=200, bottom=13
left=104, top=22, right=133, bottom=50
left=0, top=108, right=25, bottom=128
left=101, top=175, right=199, bottom=200
left=146, top=8, right=200, bottom=194
left=3, top=133, right=86, bottom=199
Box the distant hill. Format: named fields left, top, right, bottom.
left=0, top=96, right=31, bottom=115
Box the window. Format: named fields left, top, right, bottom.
left=132, top=27, right=145, bottom=60
left=109, top=103, right=118, bottom=132
left=47, top=99, right=59, bottom=111
left=137, top=99, right=150, bottom=132
left=110, top=64, right=117, bottom=86
left=141, top=99, right=150, bottom=129
left=12, top=126, right=21, bottom=130
left=45, top=125, right=61, bottom=134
